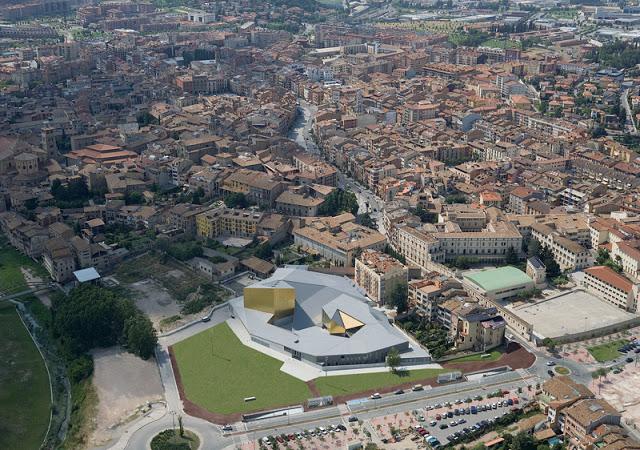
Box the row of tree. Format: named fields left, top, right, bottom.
left=52, top=285, right=157, bottom=362
left=527, top=239, right=561, bottom=280
left=317, top=189, right=359, bottom=216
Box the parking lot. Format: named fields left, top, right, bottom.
left=240, top=388, right=530, bottom=449
left=370, top=392, right=525, bottom=447
left=237, top=419, right=371, bottom=449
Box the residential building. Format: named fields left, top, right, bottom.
left=222, top=169, right=285, bottom=207
left=449, top=304, right=506, bottom=352
left=539, top=377, right=595, bottom=433
left=42, top=238, right=76, bottom=283
left=584, top=266, right=638, bottom=312
left=354, top=249, right=408, bottom=305
left=195, top=207, right=264, bottom=239
left=532, top=223, right=590, bottom=271
left=293, top=214, right=386, bottom=267
left=564, top=399, right=621, bottom=450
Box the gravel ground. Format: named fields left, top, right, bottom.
left=129, top=279, right=182, bottom=328
left=89, top=347, right=163, bottom=449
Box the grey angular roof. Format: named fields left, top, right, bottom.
left=231, top=266, right=429, bottom=360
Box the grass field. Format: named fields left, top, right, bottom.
left=0, top=304, right=51, bottom=450
left=315, top=367, right=448, bottom=397
left=172, top=323, right=311, bottom=415
left=446, top=350, right=503, bottom=364
left=588, top=339, right=628, bottom=362
left=555, top=366, right=571, bottom=375
left=0, top=235, right=48, bottom=294
left=481, top=39, right=521, bottom=50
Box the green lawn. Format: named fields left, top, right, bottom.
left=172, top=323, right=312, bottom=415
left=315, top=367, right=448, bottom=397
left=0, top=304, right=51, bottom=450
left=446, top=350, right=503, bottom=364
left=555, top=366, right=571, bottom=375
left=588, top=339, right=628, bottom=362
left=481, top=39, right=521, bottom=50
left=0, top=235, right=48, bottom=294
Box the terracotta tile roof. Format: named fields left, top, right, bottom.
left=585, top=266, right=634, bottom=293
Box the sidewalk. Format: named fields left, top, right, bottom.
left=106, top=404, right=167, bottom=450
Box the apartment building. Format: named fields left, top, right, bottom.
left=449, top=304, right=506, bottom=352
left=409, top=276, right=465, bottom=318
left=354, top=249, right=408, bottom=305
left=69, top=236, right=113, bottom=273
left=275, top=191, right=324, bottom=217
left=292, top=153, right=337, bottom=187
left=584, top=266, right=638, bottom=312
left=434, top=221, right=523, bottom=264
left=564, top=399, right=621, bottom=450
left=195, top=207, right=264, bottom=239
left=42, top=238, right=76, bottom=283
left=509, top=187, right=544, bottom=214
left=611, top=240, right=640, bottom=280
left=531, top=223, right=589, bottom=271
left=0, top=212, right=49, bottom=259
left=391, top=219, right=523, bottom=268
left=439, top=205, right=487, bottom=232
left=393, top=224, right=444, bottom=268
left=166, top=203, right=216, bottom=236
left=293, top=214, right=386, bottom=267
left=222, top=169, right=285, bottom=207
left=540, top=376, right=594, bottom=433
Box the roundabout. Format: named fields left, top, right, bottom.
left=150, top=428, right=200, bottom=450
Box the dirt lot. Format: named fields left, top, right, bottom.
left=89, top=347, right=163, bottom=448
left=599, top=366, right=640, bottom=429
left=130, top=279, right=182, bottom=329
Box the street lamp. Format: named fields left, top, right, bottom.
left=169, top=410, right=177, bottom=433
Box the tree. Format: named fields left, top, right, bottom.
left=506, top=246, right=519, bottom=265
left=539, top=245, right=561, bottom=279
left=511, top=432, right=537, bottom=450
left=388, top=283, right=408, bottom=313
left=451, top=256, right=479, bottom=269
left=318, top=189, right=359, bottom=216
left=254, top=242, right=273, bottom=260
left=224, top=192, right=249, bottom=208
left=596, top=248, right=610, bottom=265
left=124, top=191, right=144, bottom=205
left=357, top=213, right=377, bottom=229
left=591, top=126, right=607, bottom=138
left=542, top=337, right=557, bottom=353
left=124, top=314, right=157, bottom=359
left=386, top=347, right=401, bottom=374
left=527, top=239, right=541, bottom=258
left=52, top=285, right=136, bottom=355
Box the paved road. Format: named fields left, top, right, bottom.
left=621, top=88, right=638, bottom=135
left=288, top=100, right=319, bottom=155
left=226, top=371, right=538, bottom=448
